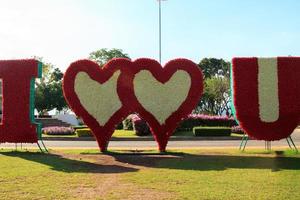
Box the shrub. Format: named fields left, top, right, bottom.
left=42, top=126, right=75, bottom=135
left=122, top=115, right=134, bottom=130
left=231, top=126, right=245, bottom=134
left=193, top=126, right=231, bottom=136
left=178, top=114, right=237, bottom=131
left=75, top=128, right=93, bottom=137
left=72, top=125, right=88, bottom=130
left=115, top=122, right=123, bottom=130
left=132, top=114, right=151, bottom=136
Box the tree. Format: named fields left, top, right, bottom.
left=196, top=58, right=231, bottom=115
left=33, top=56, right=53, bottom=83
left=35, top=58, right=67, bottom=115
left=196, top=77, right=230, bottom=115
left=198, top=58, right=230, bottom=78
left=89, top=48, right=130, bottom=66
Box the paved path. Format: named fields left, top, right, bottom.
left=1, top=129, right=300, bottom=150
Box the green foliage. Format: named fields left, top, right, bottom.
left=35, top=79, right=67, bottom=114
left=196, top=77, right=230, bottom=115
left=132, top=115, right=151, bottom=136
left=72, top=125, right=88, bottom=130
left=35, top=82, right=51, bottom=113
left=198, top=58, right=230, bottom=79
left=34, top=57, right=67, bottom=115
left=134, top=121, right=151, bottom=136
left=50, top=68, right=64, bottom=82
left=196, top=58, right=231, bottom=115
left=33, top=56, right=53, bottom=83
left=115, top=122, right=124, bottom=130
left=193, top=126, right=231, bottom=136
left=122, top=117, right=133, bottom=130
left=89, top=48, right=130, bottom=67
left=75, top=128, right=92, bottom=137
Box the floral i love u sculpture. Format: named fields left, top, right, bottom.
left=63, top=58, right=203, bottom=152
left=232, top=57, right=300, bottom=141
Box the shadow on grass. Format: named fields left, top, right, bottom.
left=3, top=150, right=300, bottom=173
left=107, top=151, right=300, bottom=172
left=0, top=151, right=137, bottom=174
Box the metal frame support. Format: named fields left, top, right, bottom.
left=239, top=134, right=298, bottom=152
left=37, top=139, right=48, bottom=153
left=239, top=133, right=248, bottom=151
left=37, top=141, right=48, bottom=153
left=265, top=141, right=271, bottom=151
left=286, top=136, right=298, bottom=152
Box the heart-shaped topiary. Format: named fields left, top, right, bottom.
left=63, top=59, right=133, bottom=151
left=63, top=58, right=203, bottom=152
left=119, top=58, right=204, bottom=151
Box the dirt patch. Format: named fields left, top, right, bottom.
left=50, top=150, right=175, bottom=200
left=107, top=185, right=174, bottom=200
left=53, top=150, right=180, bottom=170
left=72, top=175, right=173, bottom=200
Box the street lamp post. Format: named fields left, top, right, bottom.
left=158, top=0, right=166, bottom=64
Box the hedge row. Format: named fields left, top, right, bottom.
left=193, top=126, right=231, bottom=136
left=72, top=125, right=88, bottom=130
left=75, top=128, right=92, bottom=137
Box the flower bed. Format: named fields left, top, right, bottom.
left=42, top=126, right=75, bottom=135
left=178, top=114, right=237, bottom=131
left=131, top=114, right=151, bottom=136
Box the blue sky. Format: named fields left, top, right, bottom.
left=0, top=0, right=300, bottom=71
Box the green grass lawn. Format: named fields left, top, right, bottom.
left=0, top=149, right=299, bottom=199
left=121, top=149, right=300, bottom=200
left=112, top=130, right=138, bottom=138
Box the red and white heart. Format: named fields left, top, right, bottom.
left=74, top=70, right=121, bottom=126
left=63, top=58, right=203, bottom=152
left=134, top=69, right=191, bottom=125
left=120, top=58, right=204, bottom=151
left=63, top=59, right=133, bottom=151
